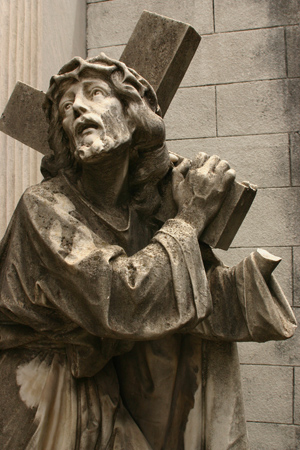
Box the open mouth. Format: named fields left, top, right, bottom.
left=76, top=121, right=99, bottom=136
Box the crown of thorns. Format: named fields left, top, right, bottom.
left=43, top=53, right=161, bottom=120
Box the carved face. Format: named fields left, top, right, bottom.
left=59, top=78, right=133, bottom=163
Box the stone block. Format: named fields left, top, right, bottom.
left=119, top=11, right=200, bottom=116
left=201, top=181, right=257, bottom=250
left=238, top=308, right=300, bottom=367
left=164, top=86, right=216, bottom=139
left=247, top=423, right=300, bottom=450
left=214, top=0, right=300, bottom=32
left=286, top=25, right=300, bottom=78
left=88, top=45, right=125, bottom=60
left=166, top=134, right=290, bottom=188
left=293, top=246, right=300, bottom=307
left=87, top=0, right=141, bottom=48
left=215, top=246, right=293, bottom=303
left=240, top=364, right=294, bottom=423
left=295, top=367, right=300, bottom=425
left=142, top=0, right=214, bottom=36
left=0, top=82, right=50, bottom=155
left=182, top=28, right=286, bottom=87
left=290, top=132, right=300, bottom=187
left=230, top=187, right=300, bottom=248
left=217, top=79, right=300, bottom=136
left=87, top=0, right=213, bottom=49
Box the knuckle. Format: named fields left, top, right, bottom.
left=198, top=151, right=207, bottom=157
left=221, top=159, right=230, bottom=167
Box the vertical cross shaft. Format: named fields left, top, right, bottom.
left=0, top=11, right=200, bottom=155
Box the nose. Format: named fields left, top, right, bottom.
left=72, top=93, right=88, bottom=118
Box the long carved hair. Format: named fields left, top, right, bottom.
left=42, top=54, right=171, bottom=221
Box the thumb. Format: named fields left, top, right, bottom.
left=172, top=167, right=184, bottom=190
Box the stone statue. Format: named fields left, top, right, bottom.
left=0, top=54, right=296, bottom=450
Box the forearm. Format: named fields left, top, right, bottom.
left=193, top=250, right=296, bottom=342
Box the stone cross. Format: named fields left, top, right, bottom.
left=0, top=11, right=256, bottom=250
left=0, top=11, right=200, bottom=155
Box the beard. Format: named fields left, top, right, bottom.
left=74, top=134, right=112, bottom=162
left=69, top=106, right=134, bottom=163
left=73, top=125, right=131, bottom=163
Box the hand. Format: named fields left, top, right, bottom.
left=172, top=152, right=236, bottom=237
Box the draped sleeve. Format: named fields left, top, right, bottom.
left=0, top=178, right=212, bottom=344
left=193, top=251, right=296, bottom=342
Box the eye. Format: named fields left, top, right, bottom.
left=59, top=101, right=73, bottom=116
left=91, top=88, right=105, bottom=98
left=63, top=102, right=73, bottom=111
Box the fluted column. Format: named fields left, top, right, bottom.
left=0, top=0, right=41, bottom=234
left=0, top=0, right=86, bottom=238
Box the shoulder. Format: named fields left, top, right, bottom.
left=22, top=175, right=65, bottom=200
left=19, top=175, right=80, bottom=227
left=21, top=175, right=73, bottom=208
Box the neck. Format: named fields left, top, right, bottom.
left=79, top=146, right=130, bottom=218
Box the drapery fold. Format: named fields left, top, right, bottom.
left=0, top=173, right=296, bottom=449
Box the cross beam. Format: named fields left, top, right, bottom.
left=0, top=11, right=256, bottom=250
left=0, top=11, right=200, bottom=155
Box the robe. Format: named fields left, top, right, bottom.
left=0, top=172, right=296, bottom=449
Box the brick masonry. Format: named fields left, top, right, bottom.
left=181, top=27, right=287, bottom=87
left=167, top=134, right=291, bottom=188
left=240, top=364, right=294, bottom=423
left=214, top=0, right=300, bottom=32
left=286, top=25, right=300, bottom=78
left=87, top=0, right=300, bottom=448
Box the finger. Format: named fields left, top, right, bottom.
left=169, top=152, right=179, bottom=163
left=224, top=168, right=236, bottom=184
left=241, top=181, right=251, bottom=188
left=190, top=152, right=209, bottom=169
left=172, top=167, right=184, bottom=189
left=215, top=159, right=231, bottom=172
left=203, top=155, right=221, bottom=171
left=173, top=158, right=191, bottom=177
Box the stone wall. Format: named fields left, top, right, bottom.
left=87, top=1, right=300, bottom=448
left=0, top=0, right=86, bottom=237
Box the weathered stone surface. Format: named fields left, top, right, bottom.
left=201, top=182, right=257, bottom=250
left=238, top=308, right=300, bottom=366
left=120, top=11, right=200, bottom=116
left=1, top=6, right=299, bottom=448
left=214, top=0, right=300, bottom=32
left=181, top=28, right=286, bottom=87
left=217, top=79, right=300, bottom=136
left=290, top=132, right=300, bottom=187
left=247, top=423, right=300, bottom=450
left=0, top=10, right=254, bottom=252
left=1, top=12, right=200, bottom=153
left=295, top=367, right=300, bottom=425
left=241, top=364, right=294, bottom=423
left=231, top=187, right=300, bottom=248
left=0, top=82, right=50, bottom=155
left=87, top=0, right=213, bottom=49
left=164, top=86, right=216, bottom=139
left=167, top=133, right=290, bottom=188
left=286, top=25, right=300, bottom=78
left=293, top=246, right=300, bottom=307
left=88, top=45, right=125, bottom=60
left=215, top=246, right=293, bottom=303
